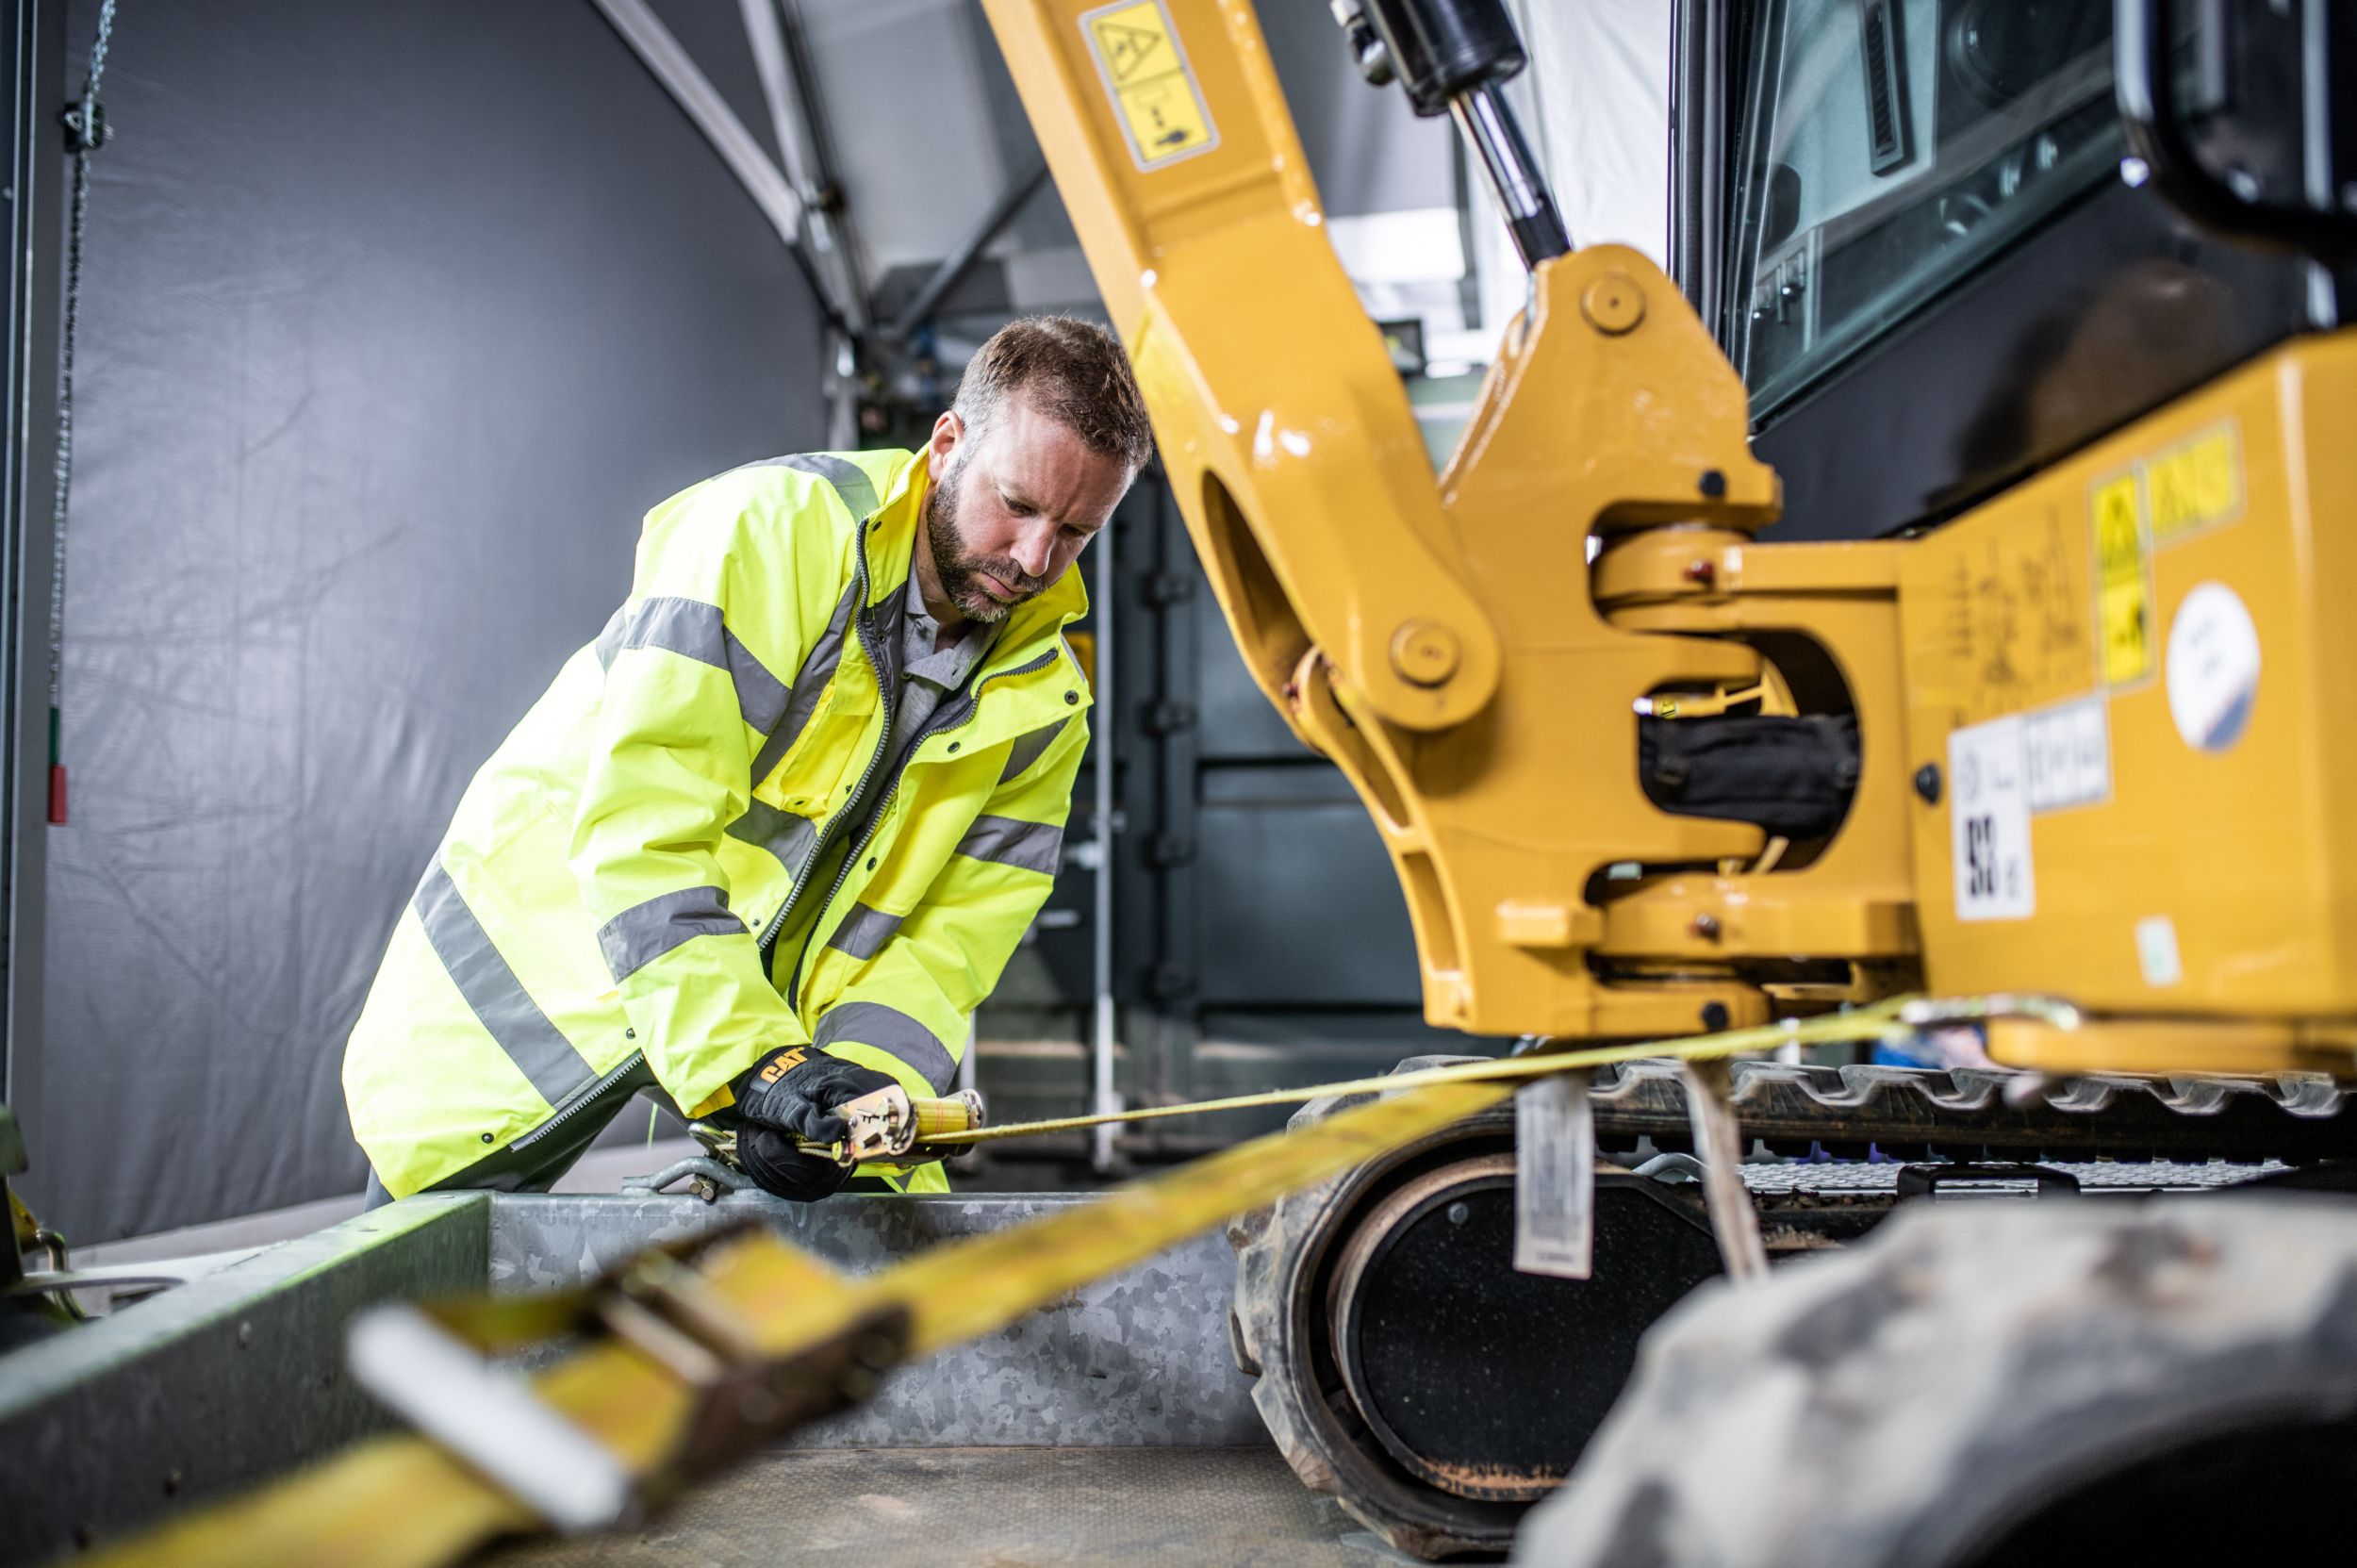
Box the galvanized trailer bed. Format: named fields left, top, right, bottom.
left=487, top=1447, right=1422, bottom=1567
left=0, top=1192, right=1369, bottom=1566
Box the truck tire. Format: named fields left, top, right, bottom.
left=1228, top=1057, right=1724, bottom=1560
left=1513, top=1196, right=2357, bottom=1566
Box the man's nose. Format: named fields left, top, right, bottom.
left=1011, top=523, right=1056, bottom=581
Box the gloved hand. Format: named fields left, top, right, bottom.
left=726, top=1046, right=898, bottom=1204
left=730, top=1045, right=898, bottom=1145
left=735, top=1126, right=853, bottom=1203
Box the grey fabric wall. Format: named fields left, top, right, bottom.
left=21, top=0, right=827, bottom=1240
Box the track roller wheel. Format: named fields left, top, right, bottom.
left=1228, top=1057, right=1722, bottom=1559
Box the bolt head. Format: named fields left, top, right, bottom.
left=1389, top=619, right=1461, bottom=687
left=1580, top=271, right=1647, bottom=335
left=1683, top=558, right=1717, bottom=586
left=1913, top=763, right=1942, bottom=804
left=1690, top=913, right=1722, bottom=940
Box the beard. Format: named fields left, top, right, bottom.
left=924, top=457, right=1047, bottom=624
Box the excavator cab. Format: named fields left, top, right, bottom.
left=1692, top=0, right=2353, bottom=543
left=1728, top=0, right=2120, bottom=413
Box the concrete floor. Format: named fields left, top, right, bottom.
left=487, top=1447, right=1446, bottom=1568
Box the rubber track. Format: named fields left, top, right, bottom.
left=1584, top=1060, right=2356, bottom=1164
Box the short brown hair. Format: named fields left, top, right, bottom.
left=953, top=315, right=1154, bottom=470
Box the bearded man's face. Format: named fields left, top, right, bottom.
left=924, top=446, right=1049, bottom=624
left=921, top=395, right=1133, bottom=623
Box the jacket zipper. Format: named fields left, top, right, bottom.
left=509, top=1049, right=648, bottom=1151
left=757, top=525, right=895, bottom=966
left=785, top=647, right=1063, bottom=1009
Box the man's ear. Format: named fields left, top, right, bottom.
left=926, top=410, right=964, bottom=478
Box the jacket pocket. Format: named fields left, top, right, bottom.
left=763, top=673, right=880, bottom=818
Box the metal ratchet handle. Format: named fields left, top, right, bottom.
left=795, top=1087, right=988, bottom=1166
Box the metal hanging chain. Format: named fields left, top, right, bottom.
left=48, top=0, right=119, bottom=826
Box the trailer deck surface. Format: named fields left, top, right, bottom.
left=490, top=1446, right=1430, bottom=1567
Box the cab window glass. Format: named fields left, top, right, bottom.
left=1730, top=0, right=2118, bottom=418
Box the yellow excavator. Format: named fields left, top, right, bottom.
left=995, top=0, right=2357, bottom=1558
left=63, top=2, right=2357, bottom=1563
left=1027, top=0, right=2356, bottom=1079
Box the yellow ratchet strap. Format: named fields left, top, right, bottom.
left=82, top=999, right=1968, bottom=1568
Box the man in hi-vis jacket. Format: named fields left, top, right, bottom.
left=345, top=317, right=1151, bottom=1203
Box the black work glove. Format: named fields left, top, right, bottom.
left=726, top=1047, right=898, bottom=1204
left=730, top=1045, right=898, bottom=1144
left=736, top=1126, right=853, bottom=1203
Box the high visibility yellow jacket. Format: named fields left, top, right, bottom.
left=343, top=450, right=1090, bottom=1197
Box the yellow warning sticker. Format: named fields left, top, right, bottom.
left=1081, top=0, right=1219, bottom=172
left=2147, top=421, right=2243, bottom=544
left=2090, top=470, right=2154, bottom=686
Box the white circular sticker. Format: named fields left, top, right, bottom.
left=2165, top=582, right=2260, bottom=751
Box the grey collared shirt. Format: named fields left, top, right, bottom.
left=784, top=571, right=995, bottom=955
left=884, top=567, right=994, bottom=772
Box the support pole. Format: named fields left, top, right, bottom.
left=737, top=0, right=869, bottom=333
left=0, top=0, right=66, bottom=1124
left=589, top=0, right=806, bottom=256
left=1090, top=517, right=1119, bottom=1173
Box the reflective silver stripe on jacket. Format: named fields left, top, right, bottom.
left=725, top=798, right=820, bottom=881
left=596, top=885, right=744, bottom=983
left=825, top=901, right=903, bottom=960
left=999, top=718, right=1069, bottom=782
left=596, top=596, right=791, bottom=735
left=750, top=577, right=861, bottom=784
left=955, top=814, right=1064, bottom=876
left=412, top=858, right=596, bottom=1108
left=814, top=1000, right=958, bottom=1093
left=752, top=452, right=880, bottom=521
